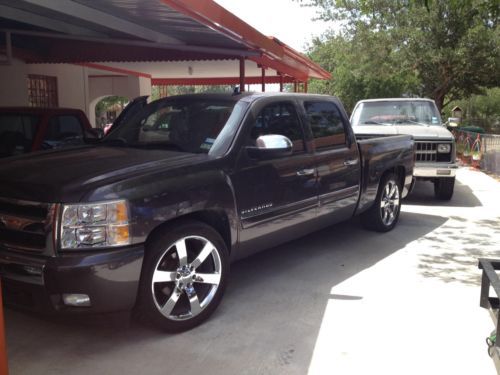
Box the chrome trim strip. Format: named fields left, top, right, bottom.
left=241, top=196, right=318, bottom=229
left=319, top=186, right=360, bottom=205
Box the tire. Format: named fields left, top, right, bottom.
left=361, top=173, right=401, bottom=232
left=434, top=177, right=455, bottom=200
left=137, top=220, right=229, bottom=332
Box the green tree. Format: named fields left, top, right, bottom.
left=301, top=0, right=500, bottom=112
left=445, top=87, right=500, bottom=133
left=307, top=29, right=418, bottom=112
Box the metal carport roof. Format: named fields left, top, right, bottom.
left=0, top=0, right=330, bottom=84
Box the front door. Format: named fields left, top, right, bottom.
left=231, top=99, right=318, bottom=256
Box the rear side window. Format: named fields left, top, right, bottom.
left=304, top=101, right=347, bottom=149
left=0, top=114, right=39, bottom=156
left=43, top=115, right=85, bottom=148
left=250, top=102, right=305, bottom=153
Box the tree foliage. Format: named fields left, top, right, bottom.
left=301, top=0, right=499, bottom=112
left=445, top=87, right=500, bottom=133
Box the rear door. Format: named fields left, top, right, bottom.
left=300, top=99, right=360, bottom=223
left=231, top=98, right=319, bottom=255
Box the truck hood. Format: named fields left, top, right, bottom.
left=353, top=125, right=454, bottom=140
left=0, top=146, right=210, bottom=202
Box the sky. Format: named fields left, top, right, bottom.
left=213, top=0, right=332, bottom=52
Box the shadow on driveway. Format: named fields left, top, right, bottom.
left=405, top=179, right=482, bottom=207
left=5, top=211, right=447, bottom=375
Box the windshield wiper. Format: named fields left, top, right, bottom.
left=400, top=119, right=432, bottom=126
left=128, top=141, right=186, bottom=152
left=98, top=138, right=129, bottom=146
left=362, top=120, right=392, bottom=125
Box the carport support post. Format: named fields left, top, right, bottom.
left=239, top=57, right=245, bottom=92
left=279, top=73, right=284, bottom=92
left=0, top=279, right=8, bottom=375
left=304, top=81, right=308, bottom=93
left=261, top=67, right=265, bottom=92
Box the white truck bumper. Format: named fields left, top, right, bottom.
left=414, top=162, right=458, bottom=178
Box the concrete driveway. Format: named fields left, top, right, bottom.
left=4, top=167, right=500, bottom=374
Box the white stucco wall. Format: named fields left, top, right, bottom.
left=1, top=60, right=151, bottom=127
left=0, top=58, right=29, bottom=106
left=88, top=75, right=151, bottom=127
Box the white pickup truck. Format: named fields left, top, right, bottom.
left=350, top=98, right=458, bottom=200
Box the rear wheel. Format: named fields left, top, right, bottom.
left=361, top=173, right=401, bottom=232
left=434, top=177, right=455, bottom=200
left=137, top=221, right=229, bottom=332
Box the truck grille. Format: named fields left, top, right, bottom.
left=416, top=142, right=452, bottom=162
left=0, top=198, right=56, bottom=254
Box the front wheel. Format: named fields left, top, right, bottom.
left=137, top=221, right=229, bottom=332
left=434, top=177, right=455, bottom=200
left=361, top=173, right=401, bottom=232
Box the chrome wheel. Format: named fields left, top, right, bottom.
left=380, top=180, right=400, bottom=226
left=151, top=235, right=222, bottom=321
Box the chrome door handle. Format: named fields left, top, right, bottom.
left=296, top=168, right=316, bottom=177
left=343, top=159, right=359, bottom=166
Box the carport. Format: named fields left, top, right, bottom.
left=0, top=0, right=330, bottom=126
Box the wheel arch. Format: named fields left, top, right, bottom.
left=144, top=209, right=232, bottom=255
left=380, top=166, right=405, bottom=189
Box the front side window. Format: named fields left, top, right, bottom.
left=0, top=114, right=38, bottom=157
left=106, top=98, right=237, bottom=153
left=304, top=101, right=346, bottom=149
left=249, top=102, right=305, bottom=153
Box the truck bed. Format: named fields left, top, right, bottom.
left=356, top=134, right=415, bottom=214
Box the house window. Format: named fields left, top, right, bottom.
left=27, top=75, right=58, bottom=107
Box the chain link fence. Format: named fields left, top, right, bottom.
left=453, top=129, right=500, bottom=175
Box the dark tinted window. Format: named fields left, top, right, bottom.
left=0, top=114, right=38, bottom=157
left=250, top=102, right=304, bottom=153
left=43, top=115, right=85, bottom=148
left=107, top=98, right=236, bottom=153
left=305, top=101, right=346, bottom=149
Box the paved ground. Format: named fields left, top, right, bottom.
left=4, top=167, right=500, bottom=375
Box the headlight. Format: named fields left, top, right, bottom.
left=437, top=143, right=451, bottom=153
left=60, top=200, right=130, bottom=249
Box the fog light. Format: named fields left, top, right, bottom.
left=62, top=294, right=91, bottom=307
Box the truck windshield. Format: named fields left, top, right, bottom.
left=351, top=101, right=442, bottom=127
left=104, top=98, right=238, bottom=153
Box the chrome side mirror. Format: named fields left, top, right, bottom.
left=246, top=134, right=293, bottom=159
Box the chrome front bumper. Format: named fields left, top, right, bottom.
left=414, top=162, right=458, bottom=178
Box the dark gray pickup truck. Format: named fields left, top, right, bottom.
left=0, top=93, right=414, bottom=331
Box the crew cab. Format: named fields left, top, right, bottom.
left=0, top=93, right=414, bottom=331
left=350, top=98, right=458, bottom=200
left=0, top=107, right=100, bottom=158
